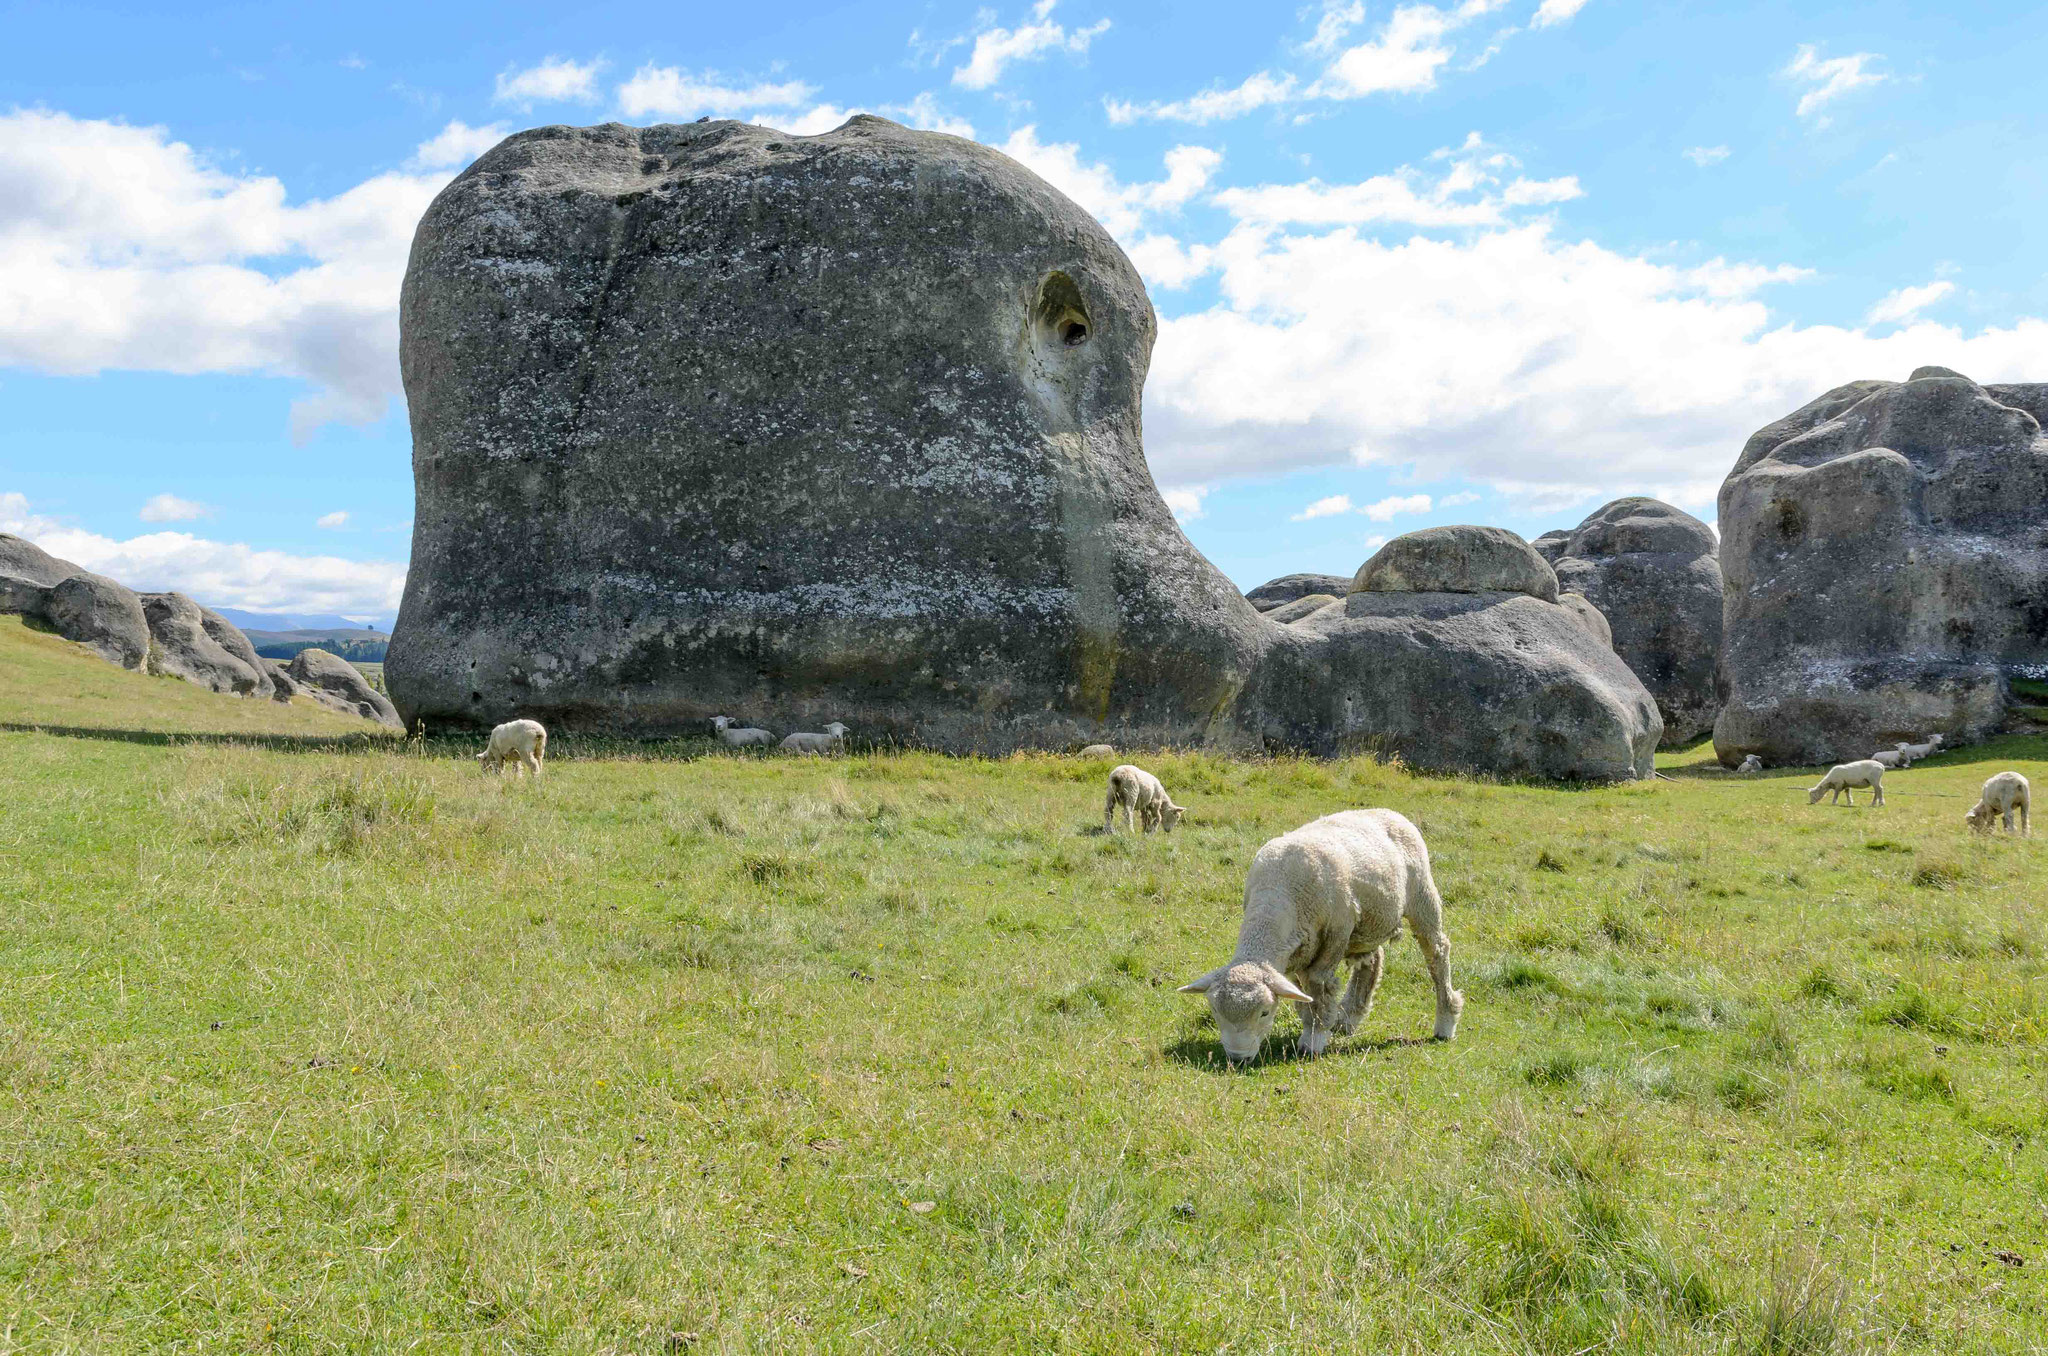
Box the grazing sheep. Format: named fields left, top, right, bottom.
left=1103, top=764, right=1186, bottom=834
left=780, top=721, right=848, bottom=755
left=1965, top=772, right=2030, bottom=835
left=1808, top=760, right=1886, bottom=806
left=711, top=716, right=774, bottom=748
left=1180, top=809, right=1462, bottom=1064
left=478, top=718, right=547, bottom=778
left=1078, top=743, right=1116, bottom=758
left=1737, top=754, right=1763, bottom=773
left=1895, top=734, right=1945, bottom=767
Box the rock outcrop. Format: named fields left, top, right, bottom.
left=1556, top=592, right=1614, bottom=650
left=1549, top=498, right=1723, bottom=747
left=1246, top=574, right=1352, bottom=612
left=388, top=117, right=1661, bottom=780
left=41, top=573, right=151, bottom=670
left=281, top=647, right=402, bottom=727
left=1716, top=368, right=2048, bottom=765
left=141, top=593, right=270, bottom=697
left=1244, top=526, right=1661, bottom=780
left=1266, top=593, right=1342, bottom=625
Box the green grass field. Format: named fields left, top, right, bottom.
left=3, top=618, right=2044, bottom=1352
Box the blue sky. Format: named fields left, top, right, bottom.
left=4, top=0, right=2046, bottom=624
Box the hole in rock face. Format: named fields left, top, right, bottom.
left=1033, top=271, right=1093, bottom=353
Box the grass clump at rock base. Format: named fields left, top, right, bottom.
left=2, top=620, right=2046, bottom=1350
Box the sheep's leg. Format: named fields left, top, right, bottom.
left=2022, top=800, right=2031, bottom=836
left=1294, top=971, right=1342, bottom=1057
left=521, top=749, right=542, bottom=778
left=1409, top=918, right=1464, bottom=1042
left=1104, top=790, right=1118, bottom=834
left=1871, top=781, right=1883, bottom=807
left=1330, top=946, right=1383, bottom=1036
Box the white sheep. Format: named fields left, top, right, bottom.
left=1103, top=764, right=1186, bottom=834
left=780, top=721, right=849, bottom=755
left=1808, top=759, right=1886, bottom=806
left=1737, top=754, right=1763, bottom=773
left=1895, top=734, right=1945, bottom=767
left=1965, top=771, right=2030, bottom=835
left=1870, top=748, right=1905, bottom=768
left=1180, top=809, right=1462, bottom=1064
left=1077, top=743, right=1117, bottom=758
left=478, top=718, right=547, bottom=778
left=711, top=716, right=774, bottom=748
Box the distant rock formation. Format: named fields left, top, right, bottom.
left=1549, top=498, right=1723, bottom=747
left=1245, top=526, right=1660, bottom=780
left=0, top=532, right=394, bottom=725
left=388, top=118, right=1660, bottom=780
left=1246, top=574, right=1353, bottom=612
left=1716, top=368, right=2048, bottom=765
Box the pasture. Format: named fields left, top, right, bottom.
left=2, top=619, right=2044, bottom=1353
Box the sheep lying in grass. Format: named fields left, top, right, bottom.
left=780, top=721, right=849, bottom=755
left=1965, top=771, right=2030, bottom=835
left=711, top=716, right=774, bottom=748
left=478, top=718, right=547, bottom=778
left=1809, top=760, right=1885, bottom=806
left=1895, top=734, right=1945, bottom=767
left=1737, top=754, right=1763, bottom=773
left=1180, top=809, right=1462, bottom=1064
left=1104, top=764, right=1185, bottom=834
left=1870, top=748, right=1905, bottom=769
left=1078, top=743, right=1116, bottom=758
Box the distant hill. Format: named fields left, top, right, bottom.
left=244, top=628, right=389, bottom=663
left=212, top=607, right=387, bottom=633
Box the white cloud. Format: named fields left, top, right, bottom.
left=0, top=109, right=443, bottom=440
left=494, top=56, right=604, bottom=107
left=1161, top=486, right=1208, bottom=523
left=1361, top=493, right=1433, bottom=521
left=1531, top=0, right=1591, bottom=28
left=316, top=510, right=350, bottom=529
left=1784, top=45, right=1888, bottom=122
left=1439, top=491, right=1482, bottom=507
left=1292, top=494, right=1354, bottom=520
left=138, top=493, right=213, bottom=523
left=1306, top=3, right=1368, bottom=55
left=1683, top=145, right=1731, bottom=167
left=1140, top=212, right=2048, bottom=506
left=1312, top=4, right=1464, bottom=97
left=996, top=129, right=1221, bottom=290
left=1215, top=133, right=1578, bottom=230
left=616, top=66, right=815, bottom=119
left=754, top=94, right=975, bottom=140
left=1362, top=534, right=1387, bottom=551
left=954, top=2, right=1112, bottom=91
left=2, top=493, right=406, bottom=617
left=1106, top=72, right=1299, bottom=126
left=409, top=120, right=511, bottom=171
left=1866, top=280, right=1954, bottom=326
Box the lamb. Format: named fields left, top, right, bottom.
left=1870, top=748, right=1905, bottom=769
left=478, top=718, right=547, bottom=778
left=780, top=721, right=849, bottom=755
left=711, top=716, right=774, bottom=748
left=1180, top=809, right=1462, bottom=1064
left=1103, top=764, right=1186, bottom=834
left=1894, top=734, right=1945, bottom=767
left=1965, top=771, right=2030, bottom=835
left=1808, top=760, right=1885, bottom=806
left=1737, top=754, right=1763, bottom=773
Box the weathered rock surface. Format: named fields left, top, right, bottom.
left=0, top=533, right=81, bottom=614
left=1556, top=591, right=1614, bottom=650
left=1716, top=368, right=2048, bottom=765
left=1266, top=593, right=1341, bottom=625
left=1352, top=525, right=1560, bottom=602
left=1530, top=530, right=1571, bottom=564
left=141, top=593, right=270, bottom=697
left=1246, top=574, right=1352, bottom=612
left=1549, top=497, right=1723, bottom=747
left=285, top=647, right=403, bottom=727
left=388, top=117, right=1661, bottom=780
left=42, top=573, right=150, bottom=670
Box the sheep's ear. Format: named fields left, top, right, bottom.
left=1177, top=968, right=1223, bottom=995
left=1269, top=974, right=1314, bottom=1004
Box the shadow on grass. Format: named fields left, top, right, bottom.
left=1164, top=1031, right=1434, bottom=1073
left=0, top=721, right=397, bottom=753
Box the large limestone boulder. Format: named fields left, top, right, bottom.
left=1352, top=525, right=1560, bottom=601
left=0, top=533, right=78, bottom=614
left=284, top=648, right=402, bottom=727
left=141, top=593, right=270, bottom=697
left=389, top=117, right=1261, bottom=750
left=1266, top=593, right=1341, bottom=625
left=1716, top=368, right=2048, bottom=765
left=42, top=573, right=150, bottom=670
left=387, top=117, right=1659, bottom=780
left=1246, top=573, right=1352, bottom=612
left=1243, top=526, right=1661, bottom=779
left=1549, top=498, right=1723, bottom=747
